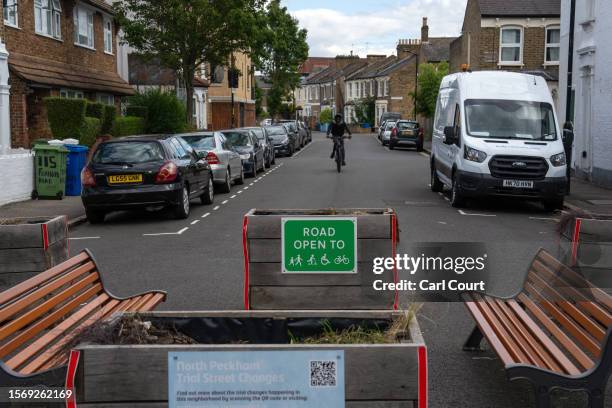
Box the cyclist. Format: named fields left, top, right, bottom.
left=327, top=114, right=352, bottom=165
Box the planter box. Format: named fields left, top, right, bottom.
left=0, top=215, right=68, bottom=289
left=243, top=209, right=398, bottom=310
left=74, top=311, right=426, bottom=407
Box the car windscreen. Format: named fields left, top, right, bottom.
left=249, top=129, right=265, bottom=140
left=223, top=132, right=252, bottom=147
left=265, top=127, right=287, bottom=138
left=385, top=122, right=396, bottom=130
left=397, top=122, right=418, bottom=130
left=92, top=141, right=165, bottom=164
left=181, top=135, right=216, bottom=150
left=465, top=99, right=557, bottom=141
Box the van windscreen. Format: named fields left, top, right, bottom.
left=465, top=100, right=557, bottom=141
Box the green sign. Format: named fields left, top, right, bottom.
left=282, top=217, right=357, bottom=274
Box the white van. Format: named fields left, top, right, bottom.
left=430, top=71, right=567, bottom=210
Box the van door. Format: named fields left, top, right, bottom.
left=447, top=103, right=462, bottom=178
left=433, top=88, right=454, bottom=182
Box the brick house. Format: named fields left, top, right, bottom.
left=2, top=0, right=134, bottom=148
left=449, top=0, right=561, bottom=108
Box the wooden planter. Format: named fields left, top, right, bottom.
left=74, top=311, right=426, bottom=407
left=243, top=209, right=398, bottom=310
left=0, top=216, right=68, bottom=289
left=559, top=214, right=612, bottom=291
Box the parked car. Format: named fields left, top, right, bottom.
left=242, top=127, right=276, bottom=168
left=277, top=121, right=302, bottom=149
left=380, top=121, right=397, bottom=146
left=81, top=135, right=214, bottom=223
left=260, top=118, right=272, bottom=127
left=431, top=71, right=567, bottom=211
left=178, top=132, right=244, bottom=193
left=379, top=112, right=401, bottom=130
left=389, top=120, right=424, bottom=151
left=220, top=129, right=265, bottom=177
left=298, top=120, right=312, bottom=143
left=265, top=125, right=294, bottom=157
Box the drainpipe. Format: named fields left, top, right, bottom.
left=0, top=41, right=10, bottom=150
left=565, top=0, right=576, bottom=123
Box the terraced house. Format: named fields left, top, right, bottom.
left=2, top=0, right=134, bottom=148
left=450, top=0, right=561, bottom=108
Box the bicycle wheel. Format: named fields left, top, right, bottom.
left=336, top=153, right=342, bottom=173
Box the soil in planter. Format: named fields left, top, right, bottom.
left=0, top=217, right=52, bottom=225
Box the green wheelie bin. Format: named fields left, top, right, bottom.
left=32, top=144, right=69, bottom=199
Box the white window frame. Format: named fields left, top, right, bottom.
left=60, top=89, right=84, bottom=99
left=73, top=5, right=95, bottom=49
left=384, top=79, right=389, bottom=96
left=103, top=17, right=113, bottom=54
left=97, top=93, right=114, bottom=105
left=34, top=0, right=62, bottom=40
left=544, top=25, right=560, bottom=65
left=3, top=0, right=18, bottom=27
left=499, top=25, right=523, bottom=66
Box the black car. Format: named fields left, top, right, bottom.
left=220, top=129, right=265, bottom=177
left=277, top=121, right=301, bottom=151
left=81, top=135, right=214, bottom=223
left=389, top=120, right=424, bottom=151
left=265, top=125, right=294, bottom=157
left=242, top=127, right=276, bottom=168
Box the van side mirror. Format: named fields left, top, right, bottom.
left=443, top=126, right=456, bottom=145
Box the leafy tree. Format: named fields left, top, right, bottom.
left=116, top=0, right=263, bottom=123
left=128, top=90, right=186, bottom=134
left=414, top=61, right=449, bottom=118
left=355, top=96, right=376, bottom=126
left=253, top=0, right=308, bottom=117
left=320, top=108, right=333, bottom=124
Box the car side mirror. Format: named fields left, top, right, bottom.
left=443, top=126, right=457, bottom=145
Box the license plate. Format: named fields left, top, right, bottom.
left=503, top=180, right=534, bottom=189
left=400, top=131, right=415, bottom=137
left=108, top=174, right=143, bottom=184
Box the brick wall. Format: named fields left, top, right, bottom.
left=388, top=63, right=416, bottom=120
left=8, top=75, right=28, bottom=148
left=450, top=0, right=481, bottom=72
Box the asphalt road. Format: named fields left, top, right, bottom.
left=69, top=131, right=610, bottom=408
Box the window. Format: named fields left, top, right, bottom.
left=103, top=17, right=113, bottom=54
left=499, top=26, right=522, bottom=64
left=34, top=0, right=61, bottom=39
left=73, top=6, right=94, bottom=48
left=60, top=89, right=84, bottom=99
left=97, top=93, right=114, bottom=105
left=3, top=0, right=18, bottom=27
left=545, top=26, right=560, bottom=64
left=385, top=80, right=389, bottom=96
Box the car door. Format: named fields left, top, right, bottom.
left=171, top=138, right=199, bottom=196
left=252, top=132, right=264, bottom=166
left=179, top=137, right=208, bottom=194
left=221, top=134, right=241, bottom=178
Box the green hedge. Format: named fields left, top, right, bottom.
left=101, top=105, right=116, bottom=134
left=125, top=105, right=148, bottom=118
left=86, top=102, right=105, bottom=120
left=44, top=98, right=87, bottom=139
left=80, top=117, right=101, bottom=147
left=111, top=116, right=145, bottom=137
left=127, top=90, right=186, bottom=133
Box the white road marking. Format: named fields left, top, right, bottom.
left=249, top=183, right=254, bottom=186
left=292, top=142, right=314, bottom=158
left=201, top=213, right=211, bottom=218
left=191, top=220, right=200, bottom=225
left=143, top=227, right=189, bottom=237
left=438, top=222, right=447, bottom=225
left=244, top=186, right=249, bottom=190
left=230, top=195, right=237, bottom=199
left=529, top=217, right=559, bottom=222
left=458, top=210, right=496, bottom=217
left=177, top=227, right=188, bottom=234
left=213, top=206, right=220, bottom=211
left=222, top=200, right=229, bottom=205
left=444, top=197, right=450, bottom=202
left=69, top=236, right=100, bottom=240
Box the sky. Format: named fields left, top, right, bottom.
left=284, top=0, right=468, bottom=57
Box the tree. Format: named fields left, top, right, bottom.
left=116, top=0, right=263, bottom=123
left=253, top=0, right=308, bottom=117
left=355, top=96, right=376, bottom=126
left=414, top=61, right=449, bottom=118
left=320, top=108, right=333, bottom=125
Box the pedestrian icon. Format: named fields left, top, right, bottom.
left=289, top=255, right=303, bottom=267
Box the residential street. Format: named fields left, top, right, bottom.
left=66, top=131, right=601, bottom=408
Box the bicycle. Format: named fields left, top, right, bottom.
left=329, top=135, right=351, bottom=173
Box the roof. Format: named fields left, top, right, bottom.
left=299, top=57, right=335, bottom=75
left=377, top=55, right=417, bottom=77
left=84, top=0, right=114, bottom=14
left=422, top=37, right=456, bottom=62
left=9, top=53, right=134, bottom=95
left=305, top=66, right=339, bottom=85
left=349, top=57, right=396, bottom=80
left=478, top=0, right=560, bottom=17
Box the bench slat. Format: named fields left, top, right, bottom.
left=517, top=292, right=594, bottom=371
left=139, top=293, right=166, bottom=311
left=0, top=252, right=90, bottom=305
left=0, top=275, right=101, bottom=342
left=129, top=294, right=155, bottom=311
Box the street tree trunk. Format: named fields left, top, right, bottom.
left=182, top=67, right=196, bottom=126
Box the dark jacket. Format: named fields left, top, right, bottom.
left=327, top=122, right=351, bottom=137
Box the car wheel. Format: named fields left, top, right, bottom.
left=288, top=147, right=294, bottom=157
left=251, top=160, right=257, bottom=177
left=450, top=175, right=466, bottom=208
left=174, top=185, right=190, bottom=219
left=271, top=154, right=276, bottom=165
left=543, top=198, right=564, bottom=212
left=235, top=167, right=245, bottom=185
left=201, top=177, right=214, bottom=205
left=430, top=161, right=443, bottom=193
left=86, top=208, right=106, bottom=224
left=218, top=170, right=231, bottom=194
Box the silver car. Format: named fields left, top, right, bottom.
left=381, top=121, right=396, bottom=146
left=179, top=132, right=244, bottom=193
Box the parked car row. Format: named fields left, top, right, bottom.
left=377, top=119, right=424, bottom=151
left=80, top=123, right=311, bottom=224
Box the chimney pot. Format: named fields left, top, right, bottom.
left=421, top=16, right=429, bottom=43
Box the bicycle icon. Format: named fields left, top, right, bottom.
left=334, top=255, right=350, bottom=265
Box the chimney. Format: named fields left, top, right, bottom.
left=396, top=39, right=421, bottom=60
left=334, top=55, right=359, bottom=69
left=367, top=54, right=386, bottom=63
left=421, top=17, right=429, bottom=43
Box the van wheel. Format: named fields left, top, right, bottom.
left=450, top=175, right=466, bottom=208
left=543, top=198, right=564, bottom=212
left=431, top=162, right=443, bottom=193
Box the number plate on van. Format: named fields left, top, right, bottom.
left=503, top=180, right=534, bottom=189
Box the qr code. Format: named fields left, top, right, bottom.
left=310, top=360, right=337, bottom=387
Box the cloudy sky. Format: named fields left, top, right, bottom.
left=284, top=0, right=468, bottom=57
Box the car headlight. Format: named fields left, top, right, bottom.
left=464, top=146, right=487, bottom=163
left=240, top=154, right=250, bottom=160
left=550, top=152, right=566, bottom=167
left=281, top=137, right=289, bottom=145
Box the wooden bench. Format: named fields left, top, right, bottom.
left=0, top=249, right=167, bottom=385
left=462, top=249, right=612, bottom=408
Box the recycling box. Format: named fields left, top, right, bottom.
left=32, top=144, right=68, bottom=199
left=243, top=209, right=399, bottom=310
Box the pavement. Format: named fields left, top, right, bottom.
left=0, top=196, right=87, bottom=228
left=1, top=132, right=611, bottom=407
